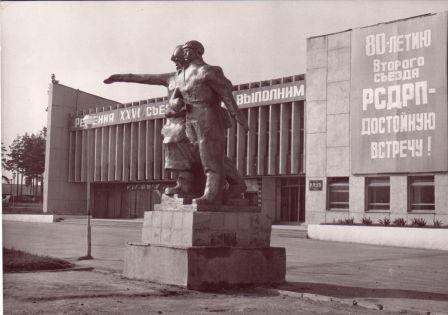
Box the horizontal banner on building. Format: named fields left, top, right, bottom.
left=350, top=12, right=448, bottom=173
left=70, top=80, right=305, bottom=130
left=234, top=81, right=305, bottom=107
left=71, top=100, right=168, bottom=130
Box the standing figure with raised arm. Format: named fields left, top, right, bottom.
left=176, top=40, right=249, bottom=205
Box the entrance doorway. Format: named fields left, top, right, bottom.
left=92, top=183, right=165, bottom=219
left=279, top=177, right=305, bottom=223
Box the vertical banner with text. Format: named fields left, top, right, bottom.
left=350, top=13, right=448, bottom=174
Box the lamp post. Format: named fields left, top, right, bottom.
left=78, top=113, right=96, bottom=260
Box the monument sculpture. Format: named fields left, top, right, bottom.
left=105, top=41, right=286, bottom=289
left=104, top=41, right=247, bottom=205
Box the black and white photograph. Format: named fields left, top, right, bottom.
left=2, top=1, right=448, bottom=314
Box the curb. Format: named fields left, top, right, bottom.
left=277, top=290, right=384, bottom=311
left=7, top=266, right=94, bottom=274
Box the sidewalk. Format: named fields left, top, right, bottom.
left=3, top=220, right=448, bottom=314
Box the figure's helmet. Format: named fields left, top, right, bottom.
left=182, top=40, right=205, bottom=56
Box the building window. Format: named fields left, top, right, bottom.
left=366, top=177, right=390, bottom=211
left=409, top=176, right=435, bottom=211
left=327, top=177, right=349, bottom=210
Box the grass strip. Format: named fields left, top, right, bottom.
left=3, top=247, right=74, bottom=272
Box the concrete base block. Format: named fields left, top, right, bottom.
left=142, top=211, right=271, bottom=247
left=154, top=194, right=259, bottom=212
left=124, top=243, right=286, bottom=290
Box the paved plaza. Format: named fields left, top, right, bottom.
left=3, top=219, right=448, bottom=314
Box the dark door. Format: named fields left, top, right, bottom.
left=279, top=177, right=305, bottom=223
left=93, top=185, right=125, bottom=219
left=93, top=189, right=108, bottom=218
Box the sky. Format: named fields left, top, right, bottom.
left=2, top=0, right=448, bottom=148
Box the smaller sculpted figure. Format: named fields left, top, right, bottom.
left=104, top=46, right=203, bottom=196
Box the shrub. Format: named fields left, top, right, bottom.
left=393, top=218, right=406, bottom=226
left=361, top=217, right=373, bottom=225
left=344, top=217, right=355, bottom=225
left=410, top=218, right=427, bottom=227
left=433, top=219, right=443, bottom=227
left=378, top=217, right=390, bottom=226
left=334, top=217, right=354, bottom=225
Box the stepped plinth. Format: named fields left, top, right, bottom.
left=123, top=194, right=286, bottom=290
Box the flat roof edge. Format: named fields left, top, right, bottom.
left=307, top=11, right=443, bottom=40
left=52, top=82, right=122, bottom=105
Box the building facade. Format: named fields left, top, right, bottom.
left=44, top=12, right=448, bottom=225
left=44, top=76, right=306, bottom=223
left=305, top=12, right=448, bottom=225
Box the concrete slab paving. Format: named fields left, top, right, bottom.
left=3, top=220, right=448, bottom=314
left=3, top=270, right=400, bottom=314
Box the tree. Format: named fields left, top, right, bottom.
left=7, top=136, right=25, bottom=198
left=5, top=128, right=46, bottom=201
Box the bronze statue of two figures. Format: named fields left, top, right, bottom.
left=104, top=41, right=249, bottom=206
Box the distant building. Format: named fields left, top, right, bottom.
left=44, top=12, right=448, bottom=224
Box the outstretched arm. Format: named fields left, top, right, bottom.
left=207, top=67, right=249, bottom=131
left=104, top=73, right=174, bottom=87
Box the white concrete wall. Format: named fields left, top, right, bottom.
left=305, top=31, right=352, bottom=224
left=3, top=214, right=55, bottom=223
left=308, top=224, right=448, bottom=251
left=44, top=83, right=118, bottom=215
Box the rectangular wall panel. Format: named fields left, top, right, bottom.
left=268, top=105, right=280, bottom=175
left=246, top=107, right=257, bottom=176
left=87, top=129, right=95, bottom=182
left=301, top=101, right=306, bottom=174
left=279, top=103, right=291, bottom=174
left=101, top=126, right=109, bottom=181
left=257, top=107, right=268, bottom=175
left=74, top=131, right=82, bottom=182
left=80, top=128, right=87, bottom=182
left=145, top=120, right=155, bottom=180
left=108, top=125, right=116, bottom=181
left=291, top=101, right=301, bottom=174
left=153, top=119, right=163, bottom=179
left=94, top=127, right=102, bottom=181
left=236, top=110, right=247, bottom=175
left=122, top=123, right=131, bottom=182
left=115, top=125, right=123, bottom=181
left=68, top=132, right=76, bottom=181
left=130, top=122, right=138, bottom=181
left=137, top=122, right=146, bottom=180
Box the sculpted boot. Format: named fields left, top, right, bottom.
left=194, top=171, right=224, bottom=205
left=164, top=171, right=195, bottom=196
left=223, top=156, right=247, bottom=201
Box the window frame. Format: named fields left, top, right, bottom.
left=365, top=176, right=390, bottom=212
left=408, top=175, right=435, bottom=212
left=327, top=177, right=350, bottom=211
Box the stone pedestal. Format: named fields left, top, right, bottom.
left=123, top=195, right=286, bottom=290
